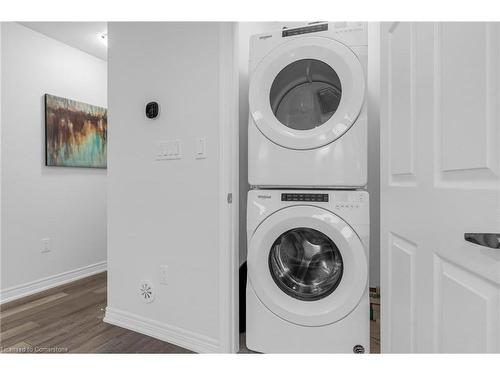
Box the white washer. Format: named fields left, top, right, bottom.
left=248, top=22, right=367, bottom=188
left=246, top=189, right=369, bottom=353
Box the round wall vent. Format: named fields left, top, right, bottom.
left=139, top=280, right=155, bottom=303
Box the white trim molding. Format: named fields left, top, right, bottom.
left=217, top=21, right=240, bottom=354
left=0, top=261, right=107, bottom=304
left=104, top=307, right=220, bottom=353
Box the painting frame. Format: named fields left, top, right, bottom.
left=44, top=94, right=107, bottom=169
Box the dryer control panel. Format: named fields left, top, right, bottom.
left=282, top=23, right=328, bottom=37
left=281, top=193, right=329, bottom=202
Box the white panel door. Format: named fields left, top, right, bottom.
left=380, top=22, right=500, bottom=353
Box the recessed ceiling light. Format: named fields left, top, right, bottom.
left=98, top=32, right=107, bottom=47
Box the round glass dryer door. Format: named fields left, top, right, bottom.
left=269, top=227, right=343, bottom=301
left=270, top=59, right=342, bottom=131
left=249, top=37, right=365, bottom=150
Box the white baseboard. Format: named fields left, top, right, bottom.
left=0, top=261, right=107, bottom=304
left=104, top=307, right=220, bottom=353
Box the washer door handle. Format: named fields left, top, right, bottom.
left=464, top=233, right=500, bottom=249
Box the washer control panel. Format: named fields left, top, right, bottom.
left=335, top=192, right=365, bottom=210
left=281, top=193, right=329, bottom=202
left=335, top=202, right=361, bottom=210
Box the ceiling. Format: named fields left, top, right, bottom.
left=20, top=22, right=108, bottom=61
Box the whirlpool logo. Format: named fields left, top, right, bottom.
left=257, top=194, right=272, bottom=199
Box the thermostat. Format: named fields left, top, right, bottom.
left=145, top=102, right=160, bottom=119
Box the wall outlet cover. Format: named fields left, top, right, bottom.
left=41, top=238, right=51, bottom=253
left=160, top=265, right=168, bottom=285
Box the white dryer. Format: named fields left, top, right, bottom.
left=246, top=189, right=370, bottom=353
left=248, top=22, right=367, bottom=188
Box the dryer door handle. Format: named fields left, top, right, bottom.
left=464, top=233, right=500, bottom=249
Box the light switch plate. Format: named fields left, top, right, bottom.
left=156, top=140, right=182, bottom=161
left=195, top=137, right=207, bottom=159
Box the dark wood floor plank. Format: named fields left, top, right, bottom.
left=25, top=304, right=105, bottom=346
left=120, top=335, right=157, bottom=353
left=0, top=293, right=68, bottom=319
left=92, top=286, right=107, bottom=294
left=2, top=304, right=99, bottom=348
left=140, top=338, right=193, bottom=354
left=120, top=334, right=193, bottom=354
left=0, top=321, right=41, bottom=348
left=1, top=278, right=104, bottom=328
left=33, top=292, right=106, bottom=327
left=1, top=321, right=39, bottom=341
left=34, top=319, right=108, bottom=352
left=1, top=287, right=106, bottom=330
left=72, top=325, right=127, bottom=353
left=0, top=273, right=106, bottom=311
left=93, top=330, right=148, bottom=353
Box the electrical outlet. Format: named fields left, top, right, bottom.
left=160, top=265, right=168, bottom=285
left=41, top=238, right=51, bottom=253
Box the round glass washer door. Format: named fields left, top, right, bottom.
left=249, top=37, right=365, bottom=150
left=248, top=206, right=368, bottom=327
left=269, top=227, right=344, bottom=301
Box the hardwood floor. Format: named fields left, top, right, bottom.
left=0, top=272, right=380, bottom=353
left=370, top=320, right=380, bottom=353
left=0, top=273, right=191, bottom=353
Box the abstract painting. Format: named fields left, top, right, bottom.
left=45, top=94, right=107, bottom=168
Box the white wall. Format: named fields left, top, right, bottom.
left=238, top=22, right=381, bottom=286
left=106, top=22, right=237, bottom=353
left=0, top=23, right=107, bottom=300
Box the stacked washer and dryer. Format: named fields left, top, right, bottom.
left=246, top=22, right=370, bottom=353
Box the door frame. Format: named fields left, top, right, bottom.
left=217, top=22, right=240, bottom=353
